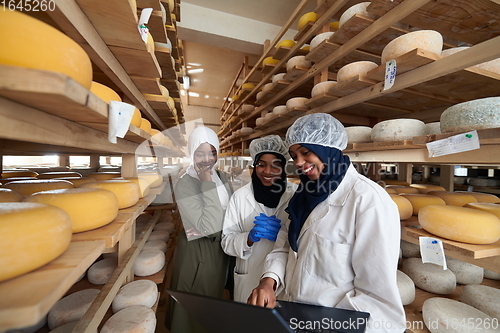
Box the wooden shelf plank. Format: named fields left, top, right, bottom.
left=109, top=45, right=161, bottom=79
left=136, top=0, right=162, bottom=10
left=130, top=76, right=162, bottom=95
left=0, top=241, right=105, bottom=330
left=293, top=21, right=315, bottom=43
left=305, top=92, right=339, bottom=108
left=283, top=66, right=309, bottom=81
left=346, top=140, right=423, bottom=152
left=328, top=75, right=378, bottom=97
left=273, top=45, right=309, bottom=60
left=148, top=11, right=168, bottom=44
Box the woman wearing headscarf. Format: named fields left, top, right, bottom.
left=221, top=135, right=297, bottom=303
left=168, top=126, right=233, bottom=333
left=248, top=114, right=405, bottom=333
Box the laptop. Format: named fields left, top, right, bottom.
left=167, top=289, right=370, bottom=333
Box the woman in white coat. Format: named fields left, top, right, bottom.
left=222, top=135, right=297, bottom=303
left=248, top=114, right=406, bottom=333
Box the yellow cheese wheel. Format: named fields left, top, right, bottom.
left=385, top=188, right=397, bottom=194
left=79, top=180, right=140, bottom=209
left=330, top=21, right=340, bottom=30
left=387, top=185, right=420, bottom=194
left=389, top=194, right=413, bottom=220
left=0, top=10, right=92, bottom=89
left=276, top=40, right=296, bottom=48
left=167, top=97, right=175, bottom=110
left=37, top=171, right=82, bottom=179
left=4, top=179, right=74, bottom=196
left=140, top=118, right=152, bottom=134
left=1, top=170, right=39, bottom=178
left=131, top=108, right=142, bottom=127
left=301, top=45, right=310, bottom=52
left=400, top=193, right=446, bottom=215
left=383, top=180, right=411, bottom=186
left=456, top=191, right=500, bottom=204
left=419, top=205, right=500, bottom=244
left=0, top=202, right=72, bottom=282
left=0, top=188, right=24, bottom=202
left=464, top=203, right=500, bottom=218
left=56, top=177, right=96, bottom=187
left=241, top=83, right=255, bottom=90
left=0, top=177, right=37, bottom=184
left=138, top=172, right=163, bottom=188
left=90, top=81, right=121, bottom=103
left=428, top=191, right=478, bottom=206
left=87, top=172, right=121, bottom=181
left=232, top=94, right=240, bottom=101
left=410, top=184, right=446, bottom=194
left=24, top=188, right=119, bottom=233
left=146, top=33, right=155, bottom=53
left=298, top=12, right=317, bottom=30
left=124, top=177, right=151, bottom=198
left=262, top=57, right=280, bottom=67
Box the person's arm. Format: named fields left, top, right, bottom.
left=247, top=277, right=277, bottom=308
left=221, top=192, right=254, bottom=259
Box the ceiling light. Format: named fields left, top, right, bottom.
left=204, top=95, right=210, bottom=98
left=187, top=62, right=202, bottom=66
left=187, top=68, right=204, bottom=74
left=183, top=75, right=190, bottom=90
left=188, top=92, right=199, bottom=97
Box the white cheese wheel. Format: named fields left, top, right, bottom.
left=262, top=82, right=274, bottom=92
left=461, top=285, right=500, bottom=320
left=397, top=270, right=415, bottom=305
left=310, top=32, right=335, bottom=50
left=427, top=191, right=477, bottom=206
left=459, top=192, right=500, bottom=204
left=87, top=172, right=121, bottom=181
left=24, top=188, right=119, bottom=233
left=87, top=257, right=118, bottom=285
left=38, top=172, right=82, bottom=179
left=419, top=205, right=500, bottom=244
left=311, top=81, right=337, bottom=97
left=386, top=185, right=419, bottom=194
left=422, top=297, right=497, bottom=333
left=143, top=240, right=167, bottom=253
left=402, top=258, right=456, bottom=294
left=446, top=256, right=484, bottom=285
left=371, top=119, right=426, bottom=142
left=401, top=240, right=421, bottom=258
left=241, top=104, right=255, bottom=112
left=264, top=112, right=275, bottom=120
left=48, top=289, right=100, bottom=329
left=381, top=30, right=443, bottom=64
left=240, top=127, right=254, bottom=135
left=440, top=97, right=500, bottom=133
left=286, top=97, right=308, bottom=110
left=425, top=122, right=441, bottom=135
left=484, top=269, right=500, bottom=280
left=345, top=126, right=372, bottom=143
left=101, top=305, right=156, bottom=333
left=339, top=2, right=378, bottom=28
left=112, top=280, right=158, bottom=313
left=442, top=46, right=500, bottom=74
left=409, top=184, right=446, bottom=194
left=4, top=179, right=74, bottom=196
left=134, top=249, right=165, bottom=276
left=0, top=188, right=24, bottom=202
left=286, top=56, right=312, bottom=72
left=256, top=91, right=264, bottom=101
left=400, top=193, right=446, bottom=215
left=0, top=202, right=72, bottom=282
left=148, top=230, right=170, bottom=242
left=273, top=105, right=288, bottom=115
left=336, top=61, right=378, bottom=82
left=272, top=73, right=286, bottom=83
left=390, top=194, right=413, bottom=220
left=80, top=180, right=140, bottom=209
left=154, top=221, right=175, bottom=233
left=468, top=177, right=499, bottom=187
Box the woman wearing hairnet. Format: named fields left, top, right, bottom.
left=221, top=135, right=297, bottom=303
left=248, top=114, right=405, bottom=332
left=168, top=126, right=233, bottom=333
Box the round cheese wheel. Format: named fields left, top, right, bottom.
left=101, top=305, right=156, bottom=333
left=241, top=104, right=255, bottom=112
left=386, top=185, right=419, bottom=194
left=143, top=240, right=168, bottom=253
left=310, top=32, right=335, bottom=50
left=262, top=57, right=279, bottom=67
left=48, top=321, right=97, bottom=333
left=409, top=184, right=446, bottom=194
left=442, top=46, right=500, bottom=74
left=484, top=269, right=500, bottom=280
left=55, top=177, right=96, bottom=187
left=0, top=10, right=92, bottom=89
left=154, top=221, right=175, bottom=233
left=48, top=289, right=100, bottom=330
left=337, top=61, right=378, bottom=82
left=402, top=258, right=456, bottom=294
left=440, top=97, right=500, bottom=133
left=134, top=249, right=165, bottom=276
left=286, top=56, right=312, bottom=72
left=255, top=117, right=265, bottom=127
left=24, top=188, right=119, bottom=233
left=0, top=188, right=24, bottom=202
left=381, top=30, right=443, bottom=64
left=87, top=172, right=121, bottom=181
left=112, top=280, right=158, bottom=313
left=276, top=39, right=296, bottom=49
left=468, top=177, right=499, bottom=187
left=330, top=21, right=339, bottom=30
left=272, top=73, right=286, bottom=83
left=37, top=172, right=82, bottom=179
left=461, top=285, right=500, bottom=320
left=419, top=205, right=500, bottom=244
left=397, top=270, right=415, bottom=305
left=4, top=179, right=74, bottom=196
left=339, top=2, right=378, bottom=28
left=371, top=119, right=426, bottom=142
left=256, top=92, right=264, bottom=101
left=286, top=97, right=308, bottom=110
left=139, top=118, right=152, bottom=134
left=148, top=230, right=170, bottom=242
left=389, top=194, right=413, bottom=220
left=400, top=193, right=446, bottom=215
left=167, top=96, right=175, bottom=110
left=383, top=179, right=411, bottom=186
left=345, top=126, right=372, bottom=143
left=138, top=172, right=163, bottom=188
left=311, top=81, right=337, bottom=97
left=79, top=180, right=139, bottom=209
left=2, top=170, right=39, bottom=178
left=446, top=256, right=484, bottom=285
left=465, top=202, right=500, bottom=218
left=90, top=82, right=121, bottom=103
left=241, top=83, right=255, bottom=90
left=123, top=177, right=151, bottom=198
left=298, top=12, right=317, bottom=30
left=240, top=127, right=254, bottom=135
left=401, top=240, right=421, bottom=258
left=273, top=105, right=288, bottom=115
left=425, top=122, right=441, bottom=135
left=427, top=191, right=478, bottom=206
left=88, top=257, right=118, bottom=285
left=385, top=188, right=396, bottom=194
left=262, top=82, right=274, bottom=92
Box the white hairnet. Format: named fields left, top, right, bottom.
left=285, top=113, right=348, bottom=150
left=249, top=135, right=290, bottom=162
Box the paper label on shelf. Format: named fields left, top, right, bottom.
left=426, top=130, right=480, bottom=157
left=419, top=237, right=447, bottom=270
left=138, top=8, right=153, bottom=44
left=108, top=101, right=136, bottom=144
left=384, top=60, right=397, bottom=90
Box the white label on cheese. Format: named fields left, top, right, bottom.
left=384, top=60, right=397, bottom=90
left=108, top=101, right=136, bottom=143
left=419, top=236, right=447, bottom=270
left=138, top=8, right=153, bottom=43
left=426, top=130, right=480, bottom=158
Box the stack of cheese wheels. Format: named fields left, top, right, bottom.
left=80, top=180, right=139, bottom=209
left=134, top=249, right=165, bottom=276
left=336, top=61, right=378, bottom=82
left=0, top=188, right=24, bottom=202
left=87, top=172, right=121, bottom=181
left=56, top=177, right=96, bottom=187
left=311, top=81, right=337, bottom=97
left=310, top=32, right=334, bottom=50
left=465, top=202, right=500, bottom=218
left=276, top=39, right=295, bottom=48
left=24, top=188, right=119, bottom=233
left=427, top=191, right=477, bottom=206
left=112, top=280, right=158, bottom=313
left=48, top=289, right=100, bottom=330
left=123, top=177, right=151, bottom=198
left=101, top=305, right=156, bottom=333
left=419, top=205, right=500, bottom=244
left=386, top=185, right=419, bottom=194
left=440, top=97, right=500, bottom=133
left=286, top=56, right=312, bottom=71
left=87, top=257, right=118, bottom=285
left=446, top=256, right=484, bottom=285
left=37, top=171, right=82, bottom=179
left=297, top=12, right=317, bottom=30
left=90, top=81, right=121, bottom=103
left=0, top=10, right=92, bottom=89
left=409, top=184, right=446, bottom=194
left=371, top=119, right=426, bottom=142
left=286, top=97, right=308, bottom=110
left=339, top=2, right=378, bottom=28
left=345, top=126, right=372, bottom=143
left=138, top=171, right=163, bottom=188
left=4, top=179, right=74, bottom=196
left=140, top=118, right=152, bottom=134
left=0, top=203, right=72, bottom=282
left=381, top=30, right=443, bottom=64
left=461, top=285, right=500, bottom=320
left=400, top=193, right=446, bottom=215
left=402, top=258, right=456, bottom=294
left=389, top=194, right=412, bottom=220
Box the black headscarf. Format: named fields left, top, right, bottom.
left=251, top=152, right=287, bottom=208
left=287, top=143, right=351, bottom=252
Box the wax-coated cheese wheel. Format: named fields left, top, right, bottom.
left=24, top=188, right=119, bottom=233
left=123, top=177, right=150, bottom=198
left=402, top=258, right=456, bottom=295
left=400, top=193, right=446, bottom=215
left=131, top=108, right=142, bottom=127
left=458, top=192, right=500, bottom=204
left=419, top=205, right=500, bottom=244
left=90, top=81, right=121, bottom=103
left=386, top=185, right=419, bottom=194
left=446, top=256, right=483, bottom=285
left=0, top=188, right=24, bottom=202
left=276, top=39, right=295, bottom=48
left=2, top=170, right=39, bottom=178
left=0, top=177, right=37, bottom=184
left=48, top=289, right=100, bottom=330
left=464, top=202, right=500, bottom=218
left=80, top=180, right=139, bottom=209
left=101, top=305, right=156, bottom=333
left=298, top=12, right=317, bottom=30
left=88, top=257, right=118, bottom=285
left=138, top=172, right=163, bottom=188
left=427, top=191, right=478, bottom=206
left=140, top=118, right=152, bottom=134
left=4, top=179, right=74, bottom=196
left=389, top=194, right=413, bottom=220
left=345, top=126, right=372, bottom=143
left=409, top=184, right=446, bottom=194
left=112, top=280, right=158, bottom=313
left=262, top=57, right=279, bottom=66
left=461, top=285, right=500, bottom=320
left=87, top=172, right=121, bottom=181
left=0, top=203, right=72, bottom=282
left=0, top=10, right=93, bottom=89
left=134, top=249, right=165, bottom=276
left=37, top=172, right=82, bottom=179
left=56, top=177, right=96, bottom=187
left=397, top=270, right=415, bottom=305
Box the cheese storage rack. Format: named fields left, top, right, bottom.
left=0, top=0, right=185, bottom=331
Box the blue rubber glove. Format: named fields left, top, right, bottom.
left=252, top=214, right=282, bottom=242
left=249, top=224, right=268, bottom=242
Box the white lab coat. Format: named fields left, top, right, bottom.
left=263, top=164, right=406, bottom=333
left=221, top=181, right=297, bottom=303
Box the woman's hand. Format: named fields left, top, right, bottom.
left=247, top=277, right=277, bottom=308
left=195, top=164, right=213, bottom=182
